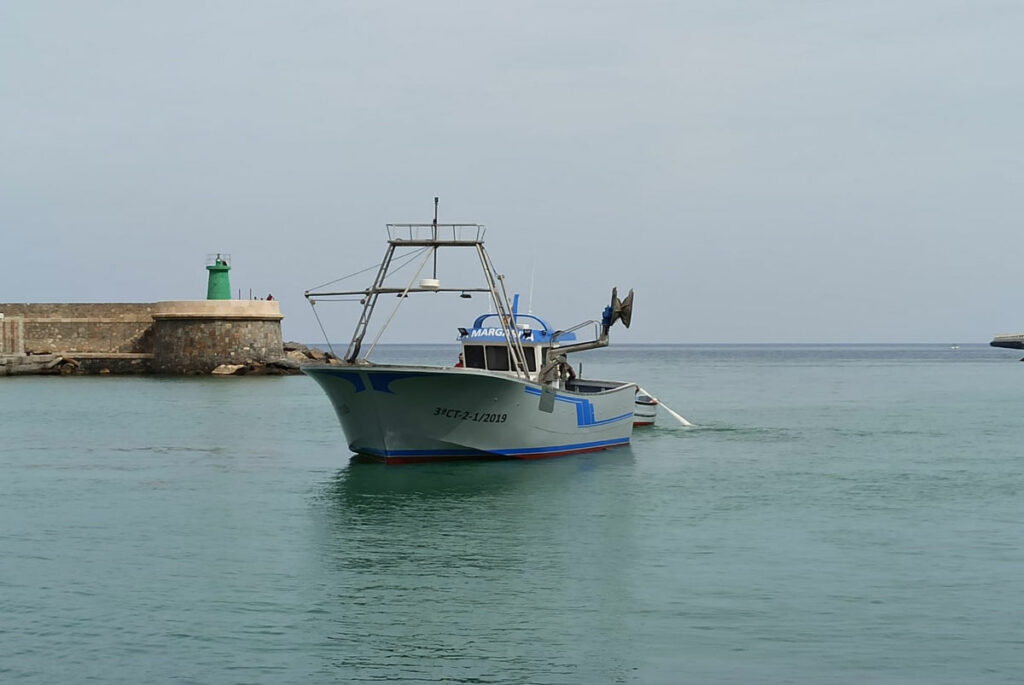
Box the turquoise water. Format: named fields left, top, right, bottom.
left=3, top=344, right=1024, bottom=683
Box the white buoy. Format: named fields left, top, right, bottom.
left=638, top=387, right=695, bottom=427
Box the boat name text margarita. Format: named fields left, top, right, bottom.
left=468, top=328, right=529, bottom=338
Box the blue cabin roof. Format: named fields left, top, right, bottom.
left=458, top=312, right=576, bottom=344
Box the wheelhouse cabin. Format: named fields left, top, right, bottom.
left=457, top=312, right=575, bottom=377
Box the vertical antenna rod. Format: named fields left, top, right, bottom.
left=432, top=196, right=439, bottom=278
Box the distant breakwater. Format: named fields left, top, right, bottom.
left=0, top=301, right=330, bottom=376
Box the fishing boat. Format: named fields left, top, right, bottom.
left=302, top=201, right=637, bottom=464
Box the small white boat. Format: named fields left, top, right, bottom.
left=633, top=391, right=658, bottom=427
left=302, top=201, right=637, bottom=464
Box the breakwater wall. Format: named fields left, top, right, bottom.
left=149, top=301, right=284, bottom=373
left=0, top=301, right=285, bottom=375
left=0, top=303, right=157, bottom=355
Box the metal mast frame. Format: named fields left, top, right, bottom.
left=304, top=222, right=533, bottom=379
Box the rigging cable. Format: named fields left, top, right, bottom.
left=363, top=245, right=435, bottom=360
left=307, top=299, right=338, bottom=358
left=305, top=246, right=429, bottom=294
left=305, top=247, right=431, bottom=354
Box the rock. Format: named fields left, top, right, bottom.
left=211, top=363, right=247, bottom=375
left=285, top=349, right=308, bottom=363
left=248, top=358, right=303, bottom=375
left=308, top=347, right=326, bottom=361
left=283, top=341, right=309, bottom=353
left=267, top=357, right=301, bottom=370
left=56, top=358, right=79, bottom=375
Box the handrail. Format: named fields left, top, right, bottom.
left=471, top=311, right=553, bottom=332
left=386, top=223, right=485, bottom=243
left=552, top=320, right=600, bottom=343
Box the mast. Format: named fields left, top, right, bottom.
left=343, top=243, right=398, bottom=362
left=474, top=243, right=531, bottom=380
left=432, top=196, right=438, bottom=280
left=305, top=200, right=539, bottom=380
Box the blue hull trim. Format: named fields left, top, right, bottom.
left=354, top=446, right=484, bottom=457
left=493, top=437, right=630, bottom=456
left=522, top=386, right=633, bottom=427
left=352, top=436, right=630, bottom=460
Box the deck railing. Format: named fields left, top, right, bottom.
left=386, top=223, right=485, bottom=243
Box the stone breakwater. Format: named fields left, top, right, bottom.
left=0, top=301, right=327, bottom=376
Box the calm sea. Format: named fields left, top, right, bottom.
left=3, top=344, right=1023, bottom=684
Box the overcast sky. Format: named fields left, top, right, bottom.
left=2, top=1, right=1022, bottom=343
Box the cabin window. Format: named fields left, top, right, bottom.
left=485, top=345, right=510, bottom=371
left=464, top=345, right=485, bottom=369
left=523, top=348, right=537, bottom=372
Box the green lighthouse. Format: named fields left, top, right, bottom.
left=206, top=254, right=231, bottom=300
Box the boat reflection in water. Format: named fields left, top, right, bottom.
left=320, top=448, right=637, bottom=515
left=313, top=450, right=639, bottom=566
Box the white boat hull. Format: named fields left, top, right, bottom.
left=304, top=365, right=636, bottom=463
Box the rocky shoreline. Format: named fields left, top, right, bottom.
left=1, top=341, right=339, bottom=377
left=208, top=342, right=342, bottom=376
